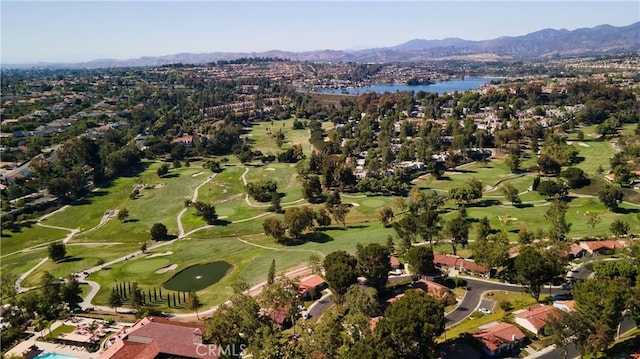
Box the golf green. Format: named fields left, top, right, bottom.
left=163, top=261, right=233, bottom=291
left=360, top=198, right=385, bottom=208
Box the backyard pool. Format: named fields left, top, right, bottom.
left=34, top=353, right=78, bottom=359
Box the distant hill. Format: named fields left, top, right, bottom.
left=5, top=22, right=639, bottom=69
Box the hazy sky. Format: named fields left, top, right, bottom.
left=2, top=1, right=638, bottom=63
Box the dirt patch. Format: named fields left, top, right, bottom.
left=155, top=263, right=177, bottom=274
left=147, top=251, right=173, bottom=258
left=265, top=168, right=276, bottom=171
left=154, top=182, right=165, bottom=189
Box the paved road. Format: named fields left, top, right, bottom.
left=308, top=293, right=335, bottom=320
left=445, top=276, right=570, bottom=328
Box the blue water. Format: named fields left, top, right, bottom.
left=34, top=353, right=78, bottom=359
left=320, top=77, right=502, bottom=95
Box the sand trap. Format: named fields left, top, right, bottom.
left=147, top=251, right=173, bottom=258
left=154, top=182, right=165, bottom=189
left=265, top=168, right=276, bottom=171
left=218, top=216, right=229, bottom=219
left=155, top=264, right=177, bottom=274
left=191, top=172, right=204, bottom=177
left=349, top=202, right=360, bottom=207
left=578, top=142, right=590, bottom=147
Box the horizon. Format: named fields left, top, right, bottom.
left=1, top=1, right=639, bottom=64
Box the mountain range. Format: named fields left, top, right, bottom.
left=7, top=22, right=640, bottom=68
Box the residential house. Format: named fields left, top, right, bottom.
left=553, top=300, right=576, bottom=313
left=172, top=135, right=194, bottom=147
left=412, top=278, right=451, bottom=301
left=298, top=274, right=326, bottom=299
left=567, top=243, right=587, bottom=259
left=514, top=304, right=561, bottom=335
left=100, top=316, right=217, bottom=359
left=390, top=256, right=401, bottom=270
left=579, top=240, right=627, bottom=255
left=473, top=322, right=526, bottom=358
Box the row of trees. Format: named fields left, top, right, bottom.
left=263, top=204, right=351, bottom=244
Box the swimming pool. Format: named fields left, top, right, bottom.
left=34, top=353, right=78, bottom=359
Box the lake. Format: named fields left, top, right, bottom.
left=319, top=77, right=502, bottom=95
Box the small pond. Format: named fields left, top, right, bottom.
left=163, top=261, right=232, bottom=291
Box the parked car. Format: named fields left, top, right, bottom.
left=479, top=307, right=492, bottom=315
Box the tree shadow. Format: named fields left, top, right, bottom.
left=59, top=256, right=83, bottom=263
left=124, top=219, right=140, bottom=223
left=614, top=207, right=639, bottom=214
left=214, top=218, right=232, bottom=226
left=471, top=199, right=502, bottom=208
left=309, top=232, right=334, bottom=244
left=346, top=224, right=368, bottom=230
left=514, top=203, right=534, bottom=208
left=161, top=173, right=180, bottom=179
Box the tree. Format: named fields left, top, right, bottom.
left=192, top=201, right=218, bottom=224
left=537, top=154, right=561, bottom=176
left=377, top=290, right=444, bottom=358
left=572, top=277, right=630, bottom=355
left=515, top=246, right=554, bottom=301
left=329, top=203, right=350, bottom=227
left=245, top=180, right=278, bottom=202
left=267, top=259, right=276, bottom=286
left=301, top=175, right=323, bottom=203
left=560, top=167, right=589, bottom=189
left=61, top=276, right=83, bottom=310
left=505, top=153, right=521, bottom=173
left=378, top=207, right=394, bottom=228
left=598, top=185, right=624, bottom=211
left=140, top=242, right=148, bottom=253
left=475, top=217, right=492, bottom=241
left=130, top=283, right=143, bottom=310
left=117, top=208, right=129, bottom=222
left=150, top=223, right=168, bottom=241
left=586, top=212, right=601, bottom=237
left=314, top=208, right=332, bottom=227
left=445, top=211, right=470, bottom=256
left=610, top=219, right=630, bottom=237
left=613, top=164, right=632, bottom=185
left=325, top=190, right=341, bottom=208
left=448, top=179, right=483, bottom=207
left=405, top=246, right=434, bottom=276
left=48, top=242, right=66, bottom=263
left=323, top=250, right=358, bottom=272
left=157, top=163, right=170, bottom=177
left=415, top=209, right=441, bottom=245
left=356, top=243, right=391, bottom=292
left=283, top=206, right=315, bottom=239
left=109, top=290, right=123, bottom=313
left=187, top=291, right=201, bottom=320
left=472, top=231, right=509, bottom=275
left=325, top=262, right=358, bottom=302
left=545, top=199, right=571, bottom=242
left=500, top=183, right=521, bottom=205
left=263, top=217, right=287, bottom=243
left=537, top=180, right=566, bottom=199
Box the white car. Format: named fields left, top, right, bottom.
left=479, top=307, right=492, bottom=315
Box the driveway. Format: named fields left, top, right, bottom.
left=445, top=276, right=570, bottom=328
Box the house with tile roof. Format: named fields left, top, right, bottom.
left=99, top=316, right=218, bottom=359
left=298, top=274, right=326, bottom=299
left=473, top=322, right=526, bottom=358
left=579, top=240, right=627, bottom=255
left=514, top=304, right=561, bottom=335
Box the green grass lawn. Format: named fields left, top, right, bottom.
left=21, top=243, right=141, bottom=287
left=1, top=224, right=69, bottom=256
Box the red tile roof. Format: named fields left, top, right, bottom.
left=462, top=259, right=487, bottom=274
left=99, top=317, right=216, bottom=359
left=299, top=274, right=326, bottom=289
left=473, top=322, right=525, bottom=352
left=580, top=240, right=626, bottom=253
left=434, top=253, right=463, bottom=268
left=390, top=256, right=401, bottom=268
left=515, top=305, right=561, bottom=331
